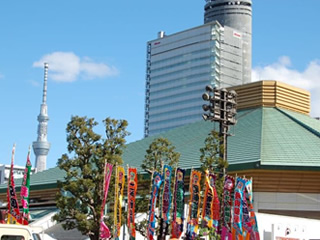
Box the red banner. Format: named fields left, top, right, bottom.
left=7, top=145, right=22, bottom=224
left=202, top=172, right=219, bottom=230
left=127, top=167, right=138, bottom=240
left=221, top=175, right=235, bottom=240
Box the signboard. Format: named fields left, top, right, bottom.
left=272, top=223, right=307, bottom=240
left=233, top=31, right=241, bottom=39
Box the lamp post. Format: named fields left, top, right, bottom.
left=202, top=85, right=237, bottom=175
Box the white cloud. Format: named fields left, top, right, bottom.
left=33, top=52, right=118, bottom=82
left=252, top=56, right=320, bottom=117
left=0, top=73, right=4, bottom=79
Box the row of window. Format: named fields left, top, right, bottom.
left=147, top=95, right=205, bottom=113
left=151, top=48, right=210, bottom=66
left=151, top=64, right=211, bottom=82
left=149, top=106, right=201, bottom=121
left=151, top=56, right=210, bottom=74
left=149, top=88, right=204, bottom=106
left=149, top=78, right=209, bottom=98
left=148, top=113, right=202, bottom=130
left=205, top=1, right=251, bottom=10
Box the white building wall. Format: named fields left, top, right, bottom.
left=254, top=192, right=320, bottom=212
left=256, top=213, right=320, bottom=240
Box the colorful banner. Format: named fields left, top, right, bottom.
left=202, top=172, right=219, bottom=231
left=7, top=145, right=22, bottom=224
left=114, top=166, right=125, bottom=240
left=147, top=172, right=163, bottom=240
left=160, top=165, right=172, bottom=223
left=232, top=177, right=246, bottom=239
left=171, top=168, right=185, bottom=239
left=221, top=175, right=235, bottom=240
left=186, top=170, right=201, bottom=239
left=100, top=163, right=113, bottom=240
left=127, top=167, right=138, bottom=240
left=242, top=193, right=252, bottom=237
left=20, top=147, right=32, bottom=225
left=100, top=221, right=111, bottom=240
left=159, top=165, right=173, bottom=239
left=245, top=179, right=260, bottom=240
left=212, top=185, right=220, bottom=231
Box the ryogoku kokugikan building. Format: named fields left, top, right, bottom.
left=1, top=0, right=320, bottom=227
left=1, top=80, right=320, bottom=220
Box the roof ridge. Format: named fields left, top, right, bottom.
left=276, top=108, right=320, bottom=138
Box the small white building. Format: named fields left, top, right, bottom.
left=0, top=164, right=36, bottom=185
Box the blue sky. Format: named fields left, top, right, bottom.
left=1, top=0, right=320, bottom=169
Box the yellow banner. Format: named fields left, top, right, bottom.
left=114, top=166, right=125, bottom=238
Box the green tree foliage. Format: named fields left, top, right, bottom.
left=199, top=130, right=228, bottom=239
left=141, top=137, right=180, bottom=174
left=200, top=129, right=228, bottom=196
left=136, top=137, right=180, bottom=238
left=53, top=116, right=129, bottom=240
left=200, top=130, right=227, bottom=174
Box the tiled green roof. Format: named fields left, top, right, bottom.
left=123, top=107, right=320, bottom=170
left=261, top=108, right=320, bottom=167
left=1, top=107, right=319, bottom=192
left=280, top=108, right=320, bottom=136
left=123, top=108, right=263, bottom=172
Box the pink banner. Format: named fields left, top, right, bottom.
left=100, top=163, right=113, bottom=239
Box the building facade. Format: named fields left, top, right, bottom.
left=204, top=0, right=252, bottom=83
left=144, top=1, right=253, bottom=137
left=145, top=22, right=244, bottom=136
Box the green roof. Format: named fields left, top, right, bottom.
left=261, top=108, right=320, bottom=167
left=123, top=107, right=320, bottom=171
left=1, top=107, right=320, bottom=192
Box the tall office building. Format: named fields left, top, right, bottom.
left=145, top=22, right=243, bottom=136
left=33, top=63, right=50, bottom=172
left=204, top=0, right=252, bottom=83
left=144, top=1, right=252, bottom=137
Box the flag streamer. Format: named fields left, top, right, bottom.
left=127, top=167, right=138, bottom=240
left=7, top=145, right=22, bottom=224
left=147, top=172, right=163, bottom=240
left=158, top=165, right=173, bottom=239
left=232, top=177, right=246, bottom=239
left=221, top=175, right=235, bottom=239
left=202, top=172, right=220, bottom=231
left=245, top=179, right=260, bottom=240
left=160, top=165, right=172, bottom=223
left=186, top=170, right=201, bottom=239
left=242, top=192, right=252, bottom=237
left=171, top=168, right=185, bottom=239
left=114, top=166, right=125, bottom=240
left=100, top=163, right=113, bottom=240
left=20, top=147, right=32, bottom=225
